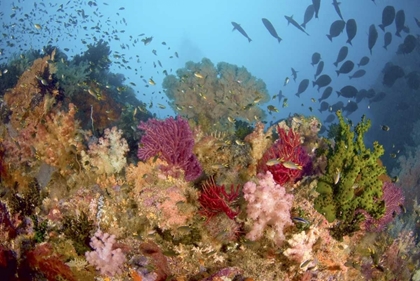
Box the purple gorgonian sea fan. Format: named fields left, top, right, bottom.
left=137, top=116, right=202, bottom=181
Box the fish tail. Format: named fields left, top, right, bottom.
left=379, top=24, right=384, bottom=32
left=347, top=39, right=352, bottom=46
left=327, top=34, right=332, bottom=42
left=312, top=81, right=316, bottom=87
left=336, top=70, right=340, bottom=77
left=333, top=62, right=338, bottom=67
left=248, top=38, right=252, bottom=43
left=277, top=37, right=282, bottom=43
left=301, top=23, right=306, bottom=28
left=383, top=45, right=387, bottom=50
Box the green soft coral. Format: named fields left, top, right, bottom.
left=314, top=110, right=386, bottom=240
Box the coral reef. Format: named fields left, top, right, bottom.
left=162, top=58, right=269, bottom=133
left=314, top=110, right=387, bottom=240
left=243, top=171, right=294, bottom=247
left=137, top=116, right=202, bottom=181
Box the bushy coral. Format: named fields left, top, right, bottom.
left=137, top=116, right=202, bottom=181
left=162, top=58, right=269, bottom=132
left=85, top=229, right=126, bottom=277
left=314, top=110, right=386, bottom=239
left=258, top=125, right=308, bottom=186
left=81, top=126, right=129, bottom=175
left=283, top=226, right=320, bottom=264
left=243, top=171, right=294, bottom=247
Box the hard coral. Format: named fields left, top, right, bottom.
left=258, top=125, right=308, bottom=186
left=137, top=116, right=202, bottom=181
left=198, top=177, right=240, bottom=220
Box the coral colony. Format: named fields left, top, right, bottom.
left=0, top=44, right=419, bottom=281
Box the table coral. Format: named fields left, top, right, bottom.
left=314, top=110, right=386, bottom=240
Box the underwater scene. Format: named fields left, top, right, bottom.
left=1, top=0, right=420, bottom=280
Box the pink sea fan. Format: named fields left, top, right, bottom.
left=137, top=116, right=202, bottom=181
left=243, top=171, right=294, bottom=247
left=361, top=181, right=405, bottom=232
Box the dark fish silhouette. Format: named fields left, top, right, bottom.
left=346, top=19, right=357, bottom=45
left=396, top=34, right=416, bottom=54
left=334, top=46, right=348, bottom=67
left=356, top=89, right=368, bottom=103
left=327, top=20, right=346, bottom=42
left=369, top=92, right=386, bottom=103
left=291, top=67, right=298, bottom=81
left=336, top=60, right=354, bottom=76
left=395, top=10, right=406, bottom=37
left=312, top=74, right=331, bottom=92
left=262, top=18, right=282, bottom=43
left=319, top=86, right=333, bottom=102
left=415, top=17, right=420, bottom=28
left=357, top=56, right=370, bottom=67
left=383, top=32, right=392, bottom=50
left=365, top=88, right=376, bottom=99
left=330, top=101, right=344, bottom=112
left=343, top=101, right=358, bottom=116
left=301, top=4, right=315, bottom=28
left=295, top=79, right=310, bottom=97
left=313, top=74, right=331, bottom=91
left=383, top=64, right=404, bottom=87
left=368, top=24, right=378, bottom=55
left=324, top=114, right=336, bottom=123
left=337, top=85, right=358, bottom=98
left=349, top=69, right=366, bottom=79
left=379, top=6, right=395, bottom=32
left=332, top=0, right=344, bottom=20
left=312, top=0, right=321, bottom=18
left=285, top=15, right=309, bottom=35
left=319, top=101, right=329, bottom=112
left=314, top=61, right=324, bottom=79
left=231, top=22, right=252, bottom=42
left=311, top=52, right=321, bottom=66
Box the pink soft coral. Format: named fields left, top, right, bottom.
left=243, top=171, right=294, bottom=247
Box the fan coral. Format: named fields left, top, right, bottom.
left=137, top=116, right=202, bottom=181
left=162, top=58, right=269, bottom=132
left=243, top=171, right=294, bottom=247
left=81, top=126, right=129, bottom=175
left=258, top=125, right=308, bottom=185
left=85, top=229, right=126, bottom=277
left=198, top=177, right=240, bottom=220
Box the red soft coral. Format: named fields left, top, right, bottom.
left=198, top=177, right=240, bottom=220
left=258, top=126, right=308, bottom=185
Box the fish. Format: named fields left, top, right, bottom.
left=148, top=78, right=156, bottom=85
left=319, top=86, right=333, bottom=102
left=343, top=101, right=358, bottom=116
left=345, top=19, right=357, bottom=46
left=368, top=24, right=378, bottom=55
left=319, top=101, right=329, bottom=112
left=231, top=21, right=252, bottom=42
left=324, top=113, right=336, bottom=123
left=194, top=72, right=204, bottom=79
left=312, top=0, right=321, bottom=18
left=284, top=77, right=290, bottom=86
left=337, top=85, right=358, bottom=98
left=369, top=91, right=386, bottom=103
left=405, top=71, right=420, bottom=90
left=282, top=161, right=302, bottom=170
left=334, top=46, right=348, bottom=67
left=311, top=52, right=321, bottom=66
left=379, top=6, right=395, bottom=31
left=141, top=36, right=153, bottom=45
left=313, top=74, right=331, bottom=91
left=266, top=158, right=282, bottom=166
left=395, top=10, right=406, bottom=37
left=336, top=60, right=354, bottom=76
left=301, top=4, right=315, bottom=29
left=415, top=17, right=420, bottom=28
left=262, top=18, right=282, bottom=43
left=291, top=67, right=298, bottom=81
left=295, top=79, right=309, bottom=97
left=396, top=34, right=417, bottom=55
left=293, top=217, right=310, bottom=225
left=34, top=23, right=42, bottom=29
left=267, top=105, right=279, bottom=113
left=314, top=61, right=324, bottom=79
left=383, top=32, right=392, bottom=50
left=381, top=125, right=390, bottom=131
left=327, top=20, right=346, bottom=42
left=334, top=168, right=341, bottom=184
left=349, top=69, right=366, bottom=80
left=332, top=0, right=344, bottom=20
left=285, top=15, right=309, bottom=36
left=383, top=64, right=404, bottom=87
left=357, top=56, right=370, bottom=67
